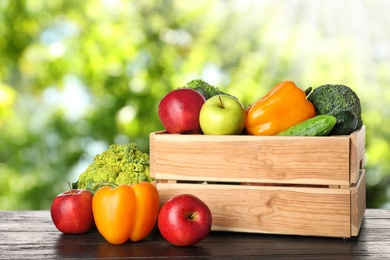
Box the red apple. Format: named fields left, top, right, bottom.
left=50, top=188, right=95, bottom=234
left=157, top=194, right=212, bottom=247
left=158, top=88, right=206, bottom=134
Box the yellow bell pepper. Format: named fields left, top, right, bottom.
left=92, top=182, right=159, bottom=245
left=245, top=81, right=316, bottom=135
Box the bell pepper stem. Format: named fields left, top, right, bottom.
left=86, top=180, right=119, bottom=194
left=305, top=87, right=312, bottom=97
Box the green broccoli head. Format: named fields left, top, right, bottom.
left=307, top=84, right=363, bottom=129
left=182, top=79, right=233, bottom=100
left=76, top=143, right=154, bottom=189
left=184, top=79, right=214, bottom=90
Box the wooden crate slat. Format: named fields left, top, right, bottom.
left=351, top=170, right=366, bottom=236
left=157, top=183, right=352, bottom=237
left=151, top=132, right=355, bottom=186
left=350, top=126, right=366, bottom=184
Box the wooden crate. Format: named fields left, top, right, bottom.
left=149, top=126, right=366, bottom=238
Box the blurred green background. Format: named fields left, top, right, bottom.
left=1, top=0, right=389, bottom=210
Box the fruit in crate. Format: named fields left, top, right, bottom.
left=199, top=95, right=246, bottom=135
left=245, top=81, right=316, bottom=136
left=158, top=88, right=206, bottom=134
left=50, top=187, right=95, bottom=234
left=157, top=194, right=212, bottom=247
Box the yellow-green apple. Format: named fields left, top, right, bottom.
left=158, top=88, right=206, bottom=134
left=199, top=95, right=246, bottom=135
left=157, top=194, right=212, bottom=247
left=50, top=188, right=95, bottom=234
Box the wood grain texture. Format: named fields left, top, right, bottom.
left=150, top=128, right=366, bottom=238
left=350, top=126, right=366, bottom=183
left=0, top=209, right=389, bottom=259
left=351, top=170, right=366, bottom=236
left=150, top=128, right=365, bottom=186
left=157, top=182, right=354, bottom=238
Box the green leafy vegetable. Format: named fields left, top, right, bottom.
left=181, top=79, right=234, bottom=100
left=307, top=84, right=363, bottom=129
left=75, top=143, right=153, bottom=189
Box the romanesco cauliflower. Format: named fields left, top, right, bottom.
left=76, top=143, right=154, bottom=189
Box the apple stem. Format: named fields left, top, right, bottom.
left=218, top=96, right=224, bottom=109
left=188, top=212, right=198, bottom=220
left=67, top=182, right=72, bottom=192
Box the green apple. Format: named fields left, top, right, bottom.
left=199, top=95, right=246, bottom=135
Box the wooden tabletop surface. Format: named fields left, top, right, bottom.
left=0, top=209, right=389, bottom=259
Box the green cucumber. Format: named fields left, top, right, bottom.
left=276, top=115, right=337, bottom=136
left=330, top=110, right=358, bottom=135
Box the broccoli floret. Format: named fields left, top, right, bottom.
left=307, top=84, right=363, bottom=129
left=76, top=143, right=154, bottom=189
left=182, top=79, right=234, bottom=100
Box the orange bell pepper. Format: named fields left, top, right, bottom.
left=245, top=81, right=316, bottom=135
left=92, top=182, right=159, bottom=245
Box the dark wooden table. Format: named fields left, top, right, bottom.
left=0, top=209, right=389, bottom=259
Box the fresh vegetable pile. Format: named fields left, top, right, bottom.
left=50, top=78, right=364, bottom=247
left=159, top=79, right=363, bottom=137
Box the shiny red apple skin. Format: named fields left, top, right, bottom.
left=157, top=194, right=212, bottom=247
left=50, top=189, right=95, bottom=234
left=158, top=88, right=206, bottom=134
